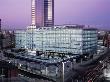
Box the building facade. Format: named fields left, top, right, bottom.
left=31, top=0, right=54, bottom=27
left=0, top=30, right=15, bottom=49
left=0, top=19, right=1, bottom=31
left=15, top=25, right=98, bottom=55
left=0, top=19, right=2, bottom=49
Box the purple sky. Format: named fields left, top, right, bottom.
left=0, top=0, right=110, bottom=29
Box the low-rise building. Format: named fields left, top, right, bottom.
left=0, top=30, right=15, bottom=49
left=15, top=25, right=98, bottom=56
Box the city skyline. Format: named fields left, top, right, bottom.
left=0, top=0, right=110, bottom=29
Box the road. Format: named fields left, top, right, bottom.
left=0, top=48, right=110, bottom=82
left=66, top=49, right=110, bottom=82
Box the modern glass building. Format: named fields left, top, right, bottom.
left=15, top=25, right=98, bottom=55
left=31, top=0, right=54, bottom=27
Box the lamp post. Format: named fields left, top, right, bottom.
left=62, top=62, right=65, bottom=82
